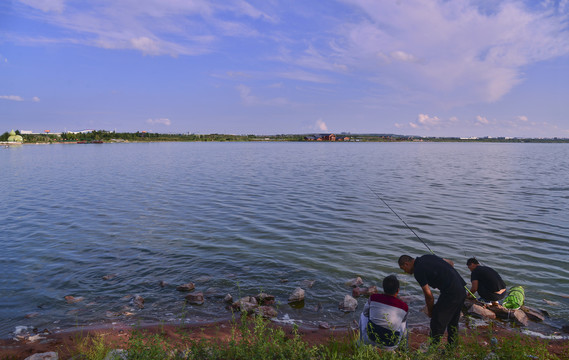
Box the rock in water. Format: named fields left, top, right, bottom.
left=64, top=296, right=84, bottom=304
left=102, top=273, right=117, bottom=280
left=520, top=306, right=545, bottom=322
left=195, top=275, right=212, bottom=283
left=352, top=287, right=365, bottom=297
left=314, top=302, right=323, bottom=312
left=130, top=295, right=145, bottom=309
left=185, top=292, right=204, bottom=305
left=232, top=296, right=258, bottom=313
left=288, top=288, right=305, bottom=303
left=345, top=277, right=363, bottom=287
left=338, top=295, right=358, bottom=312
left=352, top=286, right=379, bottom=297
left=255, top=293, right=275, bottom=305
left=300, top=280, right=315, bottom=288
left=176, top=283, right=195, bottom=292
left=255, top=306, right=277, bottom=318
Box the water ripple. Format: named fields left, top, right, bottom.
left=1, top=142, right=568, bottom=337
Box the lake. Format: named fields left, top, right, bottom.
left=1, top=142, right=568, bottom=338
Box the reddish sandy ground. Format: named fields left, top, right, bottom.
left=1, top=320, right=567, bottom=359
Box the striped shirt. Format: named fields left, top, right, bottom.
left=363, top=294, right=408, bottom=345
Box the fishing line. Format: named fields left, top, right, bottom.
left=365, top=183, right=477, bottom=298
left=365, top=183, right=434, bottom=255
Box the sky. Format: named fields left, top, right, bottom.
left=1, top=0, right=569, bottom=137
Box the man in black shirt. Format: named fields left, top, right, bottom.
left=466, top=258, right=506, bottom=306
left=398, top=254, right=466, bottom=347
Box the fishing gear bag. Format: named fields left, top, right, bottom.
left=503, top=286, right=524, bottom=310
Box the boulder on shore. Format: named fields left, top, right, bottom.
left=512, top=309, right=529, bottom=326
left=468, top=304, right=496, bottom=319
left=24, top=352, right=58, bottom=360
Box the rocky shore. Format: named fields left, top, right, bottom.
left=3, top=275, right=568, bottom=359
left=1, top=317, right=568, bottom=360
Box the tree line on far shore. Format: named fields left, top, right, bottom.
left=2, top=130, right=568, bottom=143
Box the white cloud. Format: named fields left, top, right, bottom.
left=476, top=115, right=490, bottom=125
left=278, top=70, right=333, bottom=84
left=333, top=0, right=569, bottom=106
left=32, top=96, right=40, bottom=102
left=517, top=115, right=528, bottom=122
left=315, top=119, right=328, bottom=131
left=237, top=84, right=288, bottom=106
left=19, top=0, right=64, bottom=13
left=0, top=95, right=24, bottom=101
left=237, top=84, right=257, bottom=105
left=390, top=50, right=420, bottom=63
left=146, top=118, right=171, bottom=126
left=13, top=0, right=272, bottom=56
left=130, top=37, right=161, bottom=56
left=417, top=114, right=441, bottom=126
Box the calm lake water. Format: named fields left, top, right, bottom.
left=1, top=142, right=568, bottom=338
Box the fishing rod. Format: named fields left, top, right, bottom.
left=365, top=183, right=434, bottom=255
left=365, top=183, right=477, bottom=299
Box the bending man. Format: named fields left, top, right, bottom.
left=398, top=254, right=466, bottom=347
left=466, top=258, right=506, bottom=306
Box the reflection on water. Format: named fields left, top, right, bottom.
left=1, top=142, right=568, bottom=337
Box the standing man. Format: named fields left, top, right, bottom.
left=466, top=258, right=506, bottom=306
left=398, top=254, right=466, bottom=347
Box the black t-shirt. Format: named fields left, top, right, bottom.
left=413, top=254, right=466, bottom=294
left=471, top=265, right=506, bottom=292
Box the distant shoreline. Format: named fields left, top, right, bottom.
left=4, top=129, right=569, bottom=144
left=12, top=138, right=569, bottom=145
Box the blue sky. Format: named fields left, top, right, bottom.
left=1, top=0, right=569, bottom=137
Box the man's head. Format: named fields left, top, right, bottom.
left=383, top=274, right=400, bottom=296
left=398, top=255, right=415, bottom=274
left=466, top=257, right=479, bottom=272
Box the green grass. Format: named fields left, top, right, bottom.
left=66, top=314, right=563, bottom=360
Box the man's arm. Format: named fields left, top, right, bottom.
left=363, top=299, right=370, bottom=317
left=421, top=284, right=434, bottom=318
left=469, top=280, right=479, bottom=298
